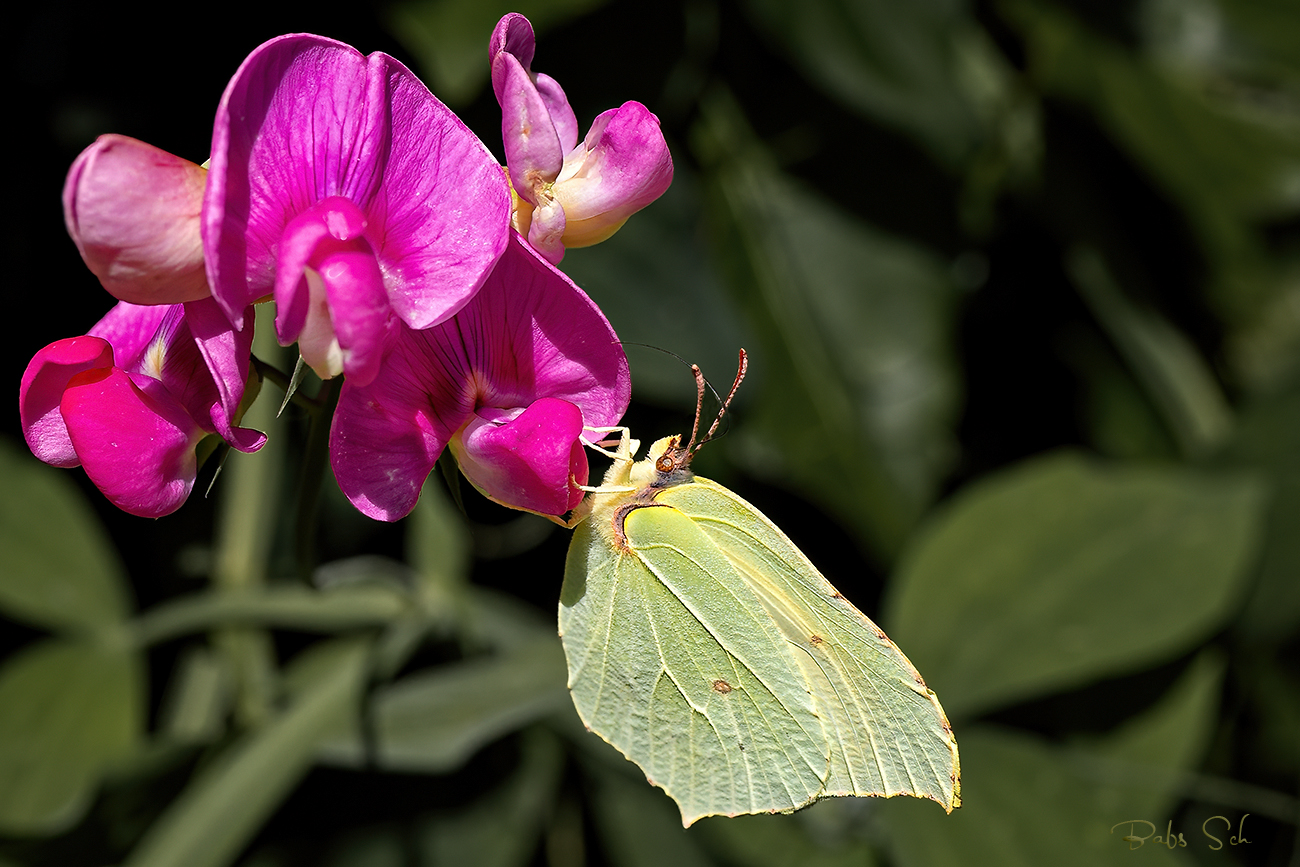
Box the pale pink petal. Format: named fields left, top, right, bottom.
left=64, top=135, right=210, bottom=305
left=555, top=102, right=674, bottom=248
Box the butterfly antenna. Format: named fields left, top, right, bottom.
left=684, top=363, right=708, bottom=455
left=697, top=349, right=748, bottom=451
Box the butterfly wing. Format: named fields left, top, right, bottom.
left=561, top=503, right=832, bottom=826
left=664, top=477, right=961, bottom=812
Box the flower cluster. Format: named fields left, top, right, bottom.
left=21, top=16, right=671, bottom=521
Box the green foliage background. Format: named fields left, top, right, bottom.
left=5, top=0, right=1300, bottom=864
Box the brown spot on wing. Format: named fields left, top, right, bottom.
left=712, top=679, right=733, bottom=694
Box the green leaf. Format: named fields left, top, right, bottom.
left=0, top=637, right=144, bottom=835
left=1219, top=385, right=1300, bottom=640
left=122, top=638, right=370, bottom=867
left=879, top=725, right=1197, bottom=867
left=695, top=91, right=961, bottom=559
left=579, top=745, right=715, bottom=867
left=1083, top=649, right=1225, bottom=821
left=1069, top=248, right=1233, bottom=458
left=741, top=0, right=988, bottom=166
left=0, top=437, right=130, bottom=631
left=1002, top=0, right=1300, bottom=346
left=886, top=451, right=1265, bottom=717
left=694, top=806, right=878, bottom=867
left=383, top=0, right=607, bottom=106
left=316, top=634, right=568, bottom=772
left=415, top=727, right=565, bottom=867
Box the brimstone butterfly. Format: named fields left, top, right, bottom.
left=560, top=350, right=960, bottom=826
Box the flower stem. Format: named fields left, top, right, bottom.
left=295, top=376, right=342, bottom=583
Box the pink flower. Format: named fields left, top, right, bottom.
left=19, top=300, right=264, bottom=517
left=204, top=34, right=512, bottom=387
left=491, top=13, right=673, bottom=264
left=330, top=234, right=630, bottom=520
left=64, top=135, right=211, bottom=305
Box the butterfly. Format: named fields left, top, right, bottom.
left=559, top=349, right=959, bottom=826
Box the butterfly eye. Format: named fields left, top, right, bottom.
left=655, top=454, right=675, bottom=473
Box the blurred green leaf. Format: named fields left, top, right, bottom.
left=0, top=437, right=130, bottom=632
left=1069, top=248, right=1233, bottom=458
left=560, top=169, right=749, bottom=411
left=741, top=0, right=988, bottom=167
left=317, top=635, right=568, bottom=772
left=579, top=744, right=714, bottom=867
left=1002, top=0, right=1300, bottom=362
left=416, top=727, right=564, bottom=867
left=885, top=451, right=1264, bottom=717
left=123, top=638, right=370, bottom=867
left=879, top=725, right=1196, bottom=867
left=1220, top=385, right=1300, bottom=639
left=1084, top=649, right=1226, bottom=821
left=695, top=806, right=877, bottom=867
left=695, top=90, right=961, bottom=560
left=0, top=638, right=144, bottom=835
left=384, top=0, right=608, bottom=107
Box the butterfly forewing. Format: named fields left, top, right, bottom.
left=561, top=502, right=832, bottom=825
left=663, top=478, right=961, bottom=812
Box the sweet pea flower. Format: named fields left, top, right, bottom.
left=204, top=34, right=512, bottom=386
left=19, top=299, right=265, bottom=518
left=64, top=134, right=211, bottom=305
left=330, top=233, right=630, bottom=521
left=490, top=13, right=673, bottom=264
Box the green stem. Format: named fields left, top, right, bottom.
left=130, top=587, right=407, bottom=648
left=296, top=376, right=343, bottom=583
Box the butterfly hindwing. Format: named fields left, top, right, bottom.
left=661, top=478, right=960, bottom=811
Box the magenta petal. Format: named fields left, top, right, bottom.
left=185, top=299, right=265, bottom=452
left=496, top=52, right=563, bottom=202
left=490, top=15, right=576, bottom=153
left=87, top=302, right=172, bottom=370
left=207, top=33, right=509, bottom=333
left=273, top=197, right=369, bottom=345
left=207, top=35, right=390, bottom=327
left=61, top=368, right=202, bottom=518
left=19, top=337, right=115, bottom=468
left=330, top=357, right=447, bottom=521
left=329, top=233, right=630, bottom=521
left=490, top=13, right=536, bottom=102
left=453, top=398, right=588, bottom=515
left=319, top=247, right=391, bottom=386
left=64, top=135, right=210, bottom=305
left=534, top=73, right=579, bottom=154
